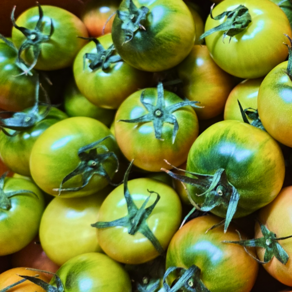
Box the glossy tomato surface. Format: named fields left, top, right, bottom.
left=166, top=215, right=258, bottom=291
left=204, top=0, right=291, bottom=78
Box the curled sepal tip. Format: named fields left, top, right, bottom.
left=119, top=82, right=202, bottom=144
left=223, top=222, right=292, bottom=265
left=0, top=172, right=38, bottom=211
left=11, top=2, right=54, bottom=74
left=163, top=265, right=210, bottom=292
left=53, top=135, right=119, bottom=196
left=283, top=34, right=292, bottom=78
left=200, top=4, right=251, bottom=42
left=78, top=36, right=122, bottom=71
left=117, top=0, right=149, bottom=44
left=161, top=163, right=240, bottom=233
left=92, top=159, right=164, bottom=255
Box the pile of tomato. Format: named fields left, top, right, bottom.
left=1, top=0, right=292, bottom=291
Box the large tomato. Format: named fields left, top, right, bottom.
left=165, top=215, right=258, bottom=291
left=11, top=4, right=88, bottom=71
left=114, top=84, right=199, bottom=172
left=73, top=33, right=151, bottom=109
left=112, top=0, right=195, bottom=72
left=0, top=176, right=45, bottom=256
left=178, top=120, right=285, bottom=231
left=255, top=186, right=292, bottom=286
left=0, top=107, right=67, bottom=176
left=30, top=117, right=121, bottom=198
left=39, top=187, right=111, bottom=266
left=202, top=0, right=291, bottom=78
left=96, top=177, right=182, bottom=264
left=257, top=60, right=292, bottom=147
left=177, top=45, right=235, bottom=120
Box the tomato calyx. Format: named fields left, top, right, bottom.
left=200, top=4, right=251, bottom=42
left=0, top=75, right=51, bottom=136
left=92, top=160, right=165, bottom=255
left=0, top=34, right=33, bottom=76
left=162, top=163, right=240, bottom=233
left=118, top=82, right=201, bottom=144
left=0, top=274, right=40, bottom=292
left=223, top=222, right=292, bottom=265
left=283, top=34, right=292, bottom=80
left=117, top=0, right=149, bottom=43
left=0, top=172, right=38, bottom=211
left=53, top=135, right=119, bottom=196
left=11, top=2, right=54, bottom=75
left=163, top=265, right=210, bottom=292
left=78, top=37, right=122, bottom=71
left=237, top=100, right=265, bottom=131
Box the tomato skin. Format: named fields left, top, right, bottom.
left=0, top=41, right=37, bottom=112
left=186, top=2, right=204, bottom=45
left=224, top=78, right=263, bottom=122
left=0, top=267, right=49, bottom=292
left=11, top=5, right=88, bottom=71
left=0, top=177, right=45, bottom=256
left=258, top=61, right=292, bottom=147
left=177, top=45, right=235, bottom=120
left=50, top=252, right=132, bottom=292
left=255, top=186, right=292, bottom=286
left=64, top=79, right=116, bottom=127
left=204, top=0, right=291, bottom=79
left=30, top=117, right=120, bottom=198
left=186, top=120, right=285, bottom=219
left=39, top=187, right=111, bottom=266
left=97, top=178, right=182, bottom=264
left=73, top=33, right=151, bottom=110
left=112, top=0, right=196, bottom=72
left=0, top=107, right=67, bottom=177
left=81, top=0, right=121, bottom=37
left=166, top=215, right=258, bottom=292
left=114, top=88, right=199, bottom=172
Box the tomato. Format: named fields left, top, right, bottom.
left=0, top=176, right=45, bottom=256
left=0, top=107, right=67, bottom=176
left=0, top=39, right=38, bottom=111
left=11, top=4, right=88, bottom=71
left=202, top=0, right=291, bottom=78
left=96, top=176, right=182, bottom=264
left=114, top=84, right=199, bottom=172
left=258, top=60, right=292, bottom=147
left=177, top=120, right=285, bottom=231
left=73, top=33, right=151, bottom=109
left=224, top=78, right=263, bottom=122
left=0, top=267, right=49, bottom=292
left=112, top=0, right=196, bottom=72
left=81, top=0, right=121, bottom=37
left=39, top=186, right=111, bottom=266
left=254, top=186, right=292, bottom=286
left=30, top=117, right=120, bottom=198
left=165, top=215, right=258, bottom=291
left=177, top=45, right=235, bottom=120
left=64, top=78, right=116, bottom=127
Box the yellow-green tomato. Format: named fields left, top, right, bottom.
left=97, top=178, right=182, bottom=264
left=50, top=252, right=132, bottom=292
left=39, top=186, right=112, bottom=266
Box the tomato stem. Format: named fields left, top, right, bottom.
left=200, top=4, right=251, bottom=42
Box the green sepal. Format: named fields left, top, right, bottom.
left=0, top=172, right=38, bottom=210
left=162, top=165, right=240, bottom=233
left=0, top=74, right=52, bottom=134
left=0, top=279, right=28, bottom=292
left=223, top=222, right=292, bottom=265
left=78, top=37, right=122, bottom=71
left=163, top=265, right=210, bottom=292
left=92, top=160, right=164, bottom=255
left=237, top=100, right=265, bottom=131
left=283, top=34, right=292, bottom=79
left=117, top=0, right=149, bottom=43
left=53, top=135, right=119, bottom=196
left=118, top=82, right=202, bottom=144
left=200, top=4, right=251, bottom=42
